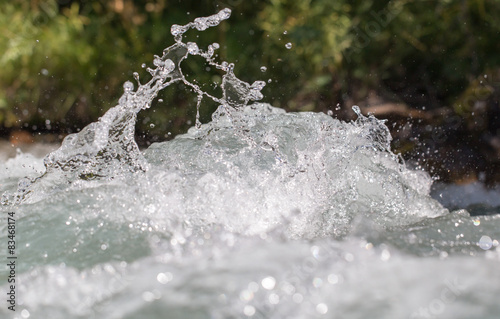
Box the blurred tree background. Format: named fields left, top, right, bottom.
left=0, top=0, right=499, bottom=183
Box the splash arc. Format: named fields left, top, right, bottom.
left=4, top=8, right=268, bottom=205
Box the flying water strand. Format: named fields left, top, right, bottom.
left=170, top=10, right=266, bottom=127
left=2, top=8, right=267, bottom=205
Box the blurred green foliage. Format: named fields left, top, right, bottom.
left=1, top=0, right=499, bottom=144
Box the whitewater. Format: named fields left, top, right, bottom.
left=1, top=9, right=499, bottom=319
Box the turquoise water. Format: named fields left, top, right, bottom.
left=1, top=9, right=500, bottom=319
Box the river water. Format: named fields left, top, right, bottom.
left=1, top=9, right=499, bottom=319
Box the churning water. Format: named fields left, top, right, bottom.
left=1, top=9, right=500, bottom=319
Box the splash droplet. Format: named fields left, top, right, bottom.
left=157, top=272, right=173, bottom=284
left=187, top=42, right=199, bottom=55
left=123, top=81, right=134, bottom=93
left=243, top=305, right=256, bottom=316
left=218, top=8, right=232, bottom=20
left=153, top=57, right=163, bottom=67
left=260, top=66, right=267, bottom=72
left=163, top=59, right=175, bottom=74
left=21, top=309, right=30, bottom=318
left=170, top=24, right=185, bottom=37
left=285, top=42, right=292, bottom=49
left=479, top=235, right=493, bottom=250
left=261, top=276, right=276, bottom=290
left=316, top=303, right=328, bottom=314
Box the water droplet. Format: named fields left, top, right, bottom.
left=261, top=276, right=276, bottom=290
left=187, top=42, right=199, bottom=55
left=164, top=59, right=175, bottom=73
left=239, top=289, right=254, bottom=301
left=21, top=309, right=30, bottom=318
left=313, top=277, right=323, bottom=288
left=327, top=110, right=333, bottom=116
left=269, top=293, right=280, bottom=304
left=260, top=66, right=267, bottom=72
left=141, top=63, right=146, bottom=68
left=157, top=272, right=173, bottom=284
left=158, top=59, right=175, bottom=79
left=149, top=123, right=155, bottom=128
left=479, top=235, right=493, bottom=250
left=153, top=57, right=163, bottom=67
left=283, top=30, right=288, bottom=34
left=251, top=80, right=266, bottom=91
left=193, top=17, right=209, bottom=31
left=170, top=24, right=184, bottom=37
left=158, top=99, right=163, bottom=103
left=285, top=42, right=292, bottom=49
left=243, top=305, right=255, bottom=316
left=142, top=291, right=155, bottom=302
left=380, top=249, right=391, bottom=261
left=316, top=303, right=328, bottom=314
left=352, top=105, right=362, bottom=116
left=123, top=81, right=134, bottom=93
left=218, top=8, right=232, bottom=20
left=344, top=253, right=354, bottom=262
left=327, top=274, right=339, bottom=284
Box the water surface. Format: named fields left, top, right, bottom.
left=1, top=9, right=499, bottom=319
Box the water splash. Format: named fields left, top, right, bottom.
left=1, top=7, right=446, bottom=232
left=3, top=8, right=267, bottom=205
left=142, top=102, right=447, bottom=238
left=2, top=9, right=499, bottom=319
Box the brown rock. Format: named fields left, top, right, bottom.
left=9, top=130, right=34, bottom=145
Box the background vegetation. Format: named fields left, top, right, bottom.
left=1, top=0, right=499, bottom=183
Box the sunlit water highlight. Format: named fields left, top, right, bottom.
left=1, top=9, right=500, bottom=319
